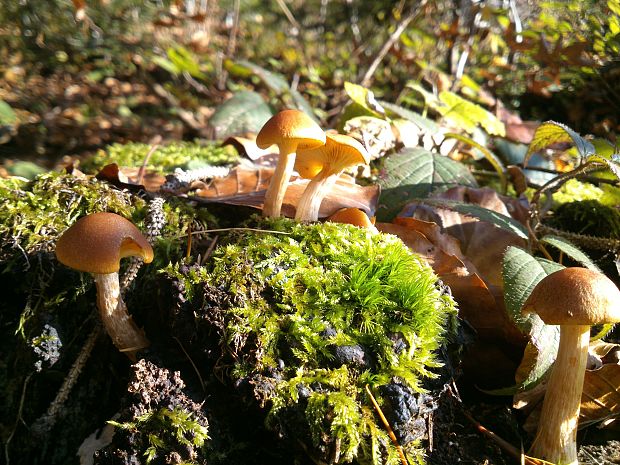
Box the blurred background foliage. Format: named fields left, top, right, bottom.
left=0, top=0, right=619, bottom=161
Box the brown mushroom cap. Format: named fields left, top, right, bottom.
left=522, top=267, right=620, bottom=325
left=327, top=207, right=375, bottom=229
left=256, top=109, right=325, bottom=151
left=56, top=212, right=154, bottom=274
left=294, top=133, right=370, bottom=178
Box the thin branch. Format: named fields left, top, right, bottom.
left=359, top=2, right=426, bottom=88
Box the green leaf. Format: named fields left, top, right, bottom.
left=0, top=100, right=17, bottom=126
left=438, top=91, right=506, bottom=136
left=499, top=247, right=563, bottom=392
left=378, top=100, right=439, bottom=133
left=227, top=60, right=318, bottom=123
left=167, top=46, right=206, bottom=80
left=376, top=148, right=477, bottom=221
left=590, top=154, right=620, bottom=181
left=443, top=132, right=507, bottom=192
left=415, top=198, right=528, bottom=239
left=231, top=60, right=289, bottom=93
left=540, top=235, right=601, bottom=272
left=209, top=91, right=274, bottom=139
left=343, top=81, right=384, bottom=117
left=525, top=121, right=595, bottom=165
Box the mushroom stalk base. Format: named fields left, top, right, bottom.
left=295, top=170, right=338, bottom=222
left=94, top=272, right=150, bottom=361
left=263, top=146, right=296, bottom=218
left=529, top=324, right=589, bottom=465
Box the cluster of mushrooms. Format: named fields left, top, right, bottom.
left=256, top=109, right=372, bottom=223
left=53, top=109, right=620, bottom=465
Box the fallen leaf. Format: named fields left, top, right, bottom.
left=222, top=135, right=277, bottom=161
left=95, top=163, right=166, bottom=192
left=193, top=167, right=380, bottom=218
left=399, top=186, right=528, bottom=288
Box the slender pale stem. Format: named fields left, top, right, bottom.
left=295, top=170, right=339, bottom=222
left=262, top=142, right=296, bottom=218
left=529, top=324, right=589, bottom=465
left=93, top=272, right=150, bottom=361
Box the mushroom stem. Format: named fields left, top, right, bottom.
left=529, top=324, right=589, bottom=465
left=263, top=142, right=297, bottom=218
left=93, top=272, right=149, bottom=361
left=295, top=170, right=339, bottom=222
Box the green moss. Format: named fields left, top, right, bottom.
left=550, top=200, right=620, bottom=239
left=109, top=407, right=209, bottom=465
left=168, top=217, right=457, bottom=464
left=0, top=171, right=217, bottom=336
left=552, top=179, right=620, bottom=206
left=80, top=140, right=239, bottom=174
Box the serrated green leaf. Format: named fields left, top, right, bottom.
left=209, top=91, right=273, bottom=139
left=589, top=154, right=620, bottom=181
left=525, top=121, right=595, bottom=165
left=444, top=132, right=507, bottom=192
left=376, top=148, right=477, bottom=221
left=416, top=198, right=528, bottom=239
left=378, top=100, right=439, bottom=133
left=540, top=235, right=601, bottom=272
left=439, top=91, right=506, bottom=136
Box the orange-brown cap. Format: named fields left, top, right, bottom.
left=522, top=267, right=620, bottom=325
left=256, top=109, right=325, bottom=151
left=295, top=133, right=370, bottom=179
left=56, top=212, right=153, bottom=274
left=327, top=208, right=376, bottom=230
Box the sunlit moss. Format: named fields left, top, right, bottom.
left=550, top=199, right=620, bottom=239
left=552, top=178, right=620, bottom=206
left=168, top=217, right=457, bottom=464
left=109, top=407, right=209, bottom=464
left=80, top=140, right=239, bottom=174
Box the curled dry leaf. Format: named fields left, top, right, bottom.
left=399, top=186, right=528, bottom=288
left=515, top=340, right=620, bottom=434
left=193, top=166, right=380, bottom=218
left=222, top=135, right=277, bottom=161
left=95, top=163, right=167, bottom=192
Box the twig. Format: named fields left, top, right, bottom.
left=181, top=227, right=292, bottom=237
left=359, top=3, right=426, bottom=87
left=274, top=0, right=302, bottom=31
left=217, top=0, right=240, bottom=90
left=536, top=224, right=620, bottom=252
left=461, top=410, right=547, bottom=465
left=136, top=136, right=162, bottom=186
left=31, top=325, right=102, bottom=437
left=365, top=385, right=409, bottom=465
left=173, top=336, right=206, bottom=393
left=4, top=374, right=32, bottom=465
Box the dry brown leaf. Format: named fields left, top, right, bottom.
left=399, top=186, right=528, bottom=288
left=95, top=163, right=166, bottom=192
left=222, top=135, right=277, bottom=161
left=193, top=166, right=380, bottom=218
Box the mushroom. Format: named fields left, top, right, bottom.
left=326, top=207, right=378, bottom=233
left=521, top=267, right=620, bottom=465
left=294, top=133, right=370, bottom=222
left=256, top=109, right=326, bottom=218
left=55, top=212, right=153, bottom=361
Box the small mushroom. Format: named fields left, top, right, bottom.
left=294, top=133, right=370, bottom=222
left=55, top=212, right=153, bottom=361
left=326, top=207, right=378, bottom=233
left=256, top=109, right=326, bottom=218
left=522, top=267, right=620, bottom=465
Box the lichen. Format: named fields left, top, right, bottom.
left=167, top=217, right=457, bottom=464
left=80, top=141, right=239, bottom=174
